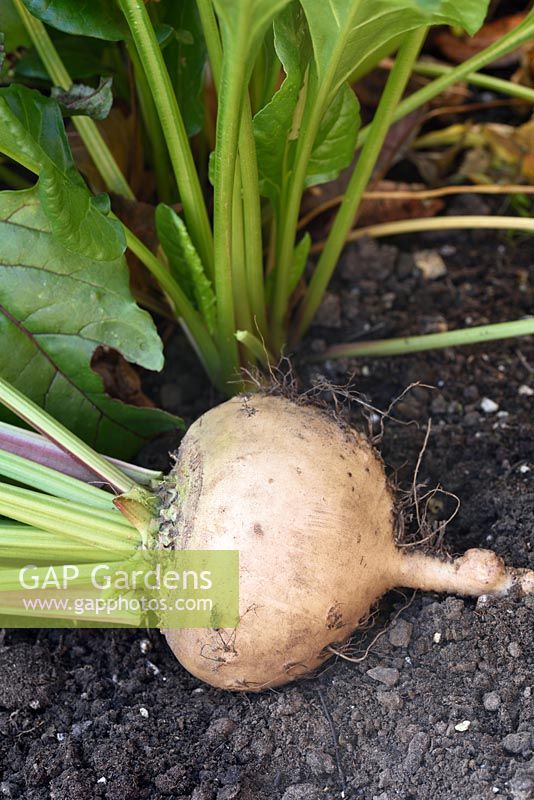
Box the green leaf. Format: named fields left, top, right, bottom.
left=21, top=0, right=128, bottom=41
left=157, top=1, right=207, bottom=137
left=38, top=164, right=124, bottom=261
left=1, top=0, right=32, bottom=51
left=0, top=85, right=78, bottom=177
left=305, top=82, right=359, bottom=187
left=156, top=204, right=216, bottom=334
left=0, top=85, right=125, bottom=260
left=300, top=0, right=490, bottom=96
left=51, top=77, right=113, bottom=120
left=254, top=4, right=359, bottom=200
left=0, top=188, right=180, bottom=458
left=254, top=2, right=311, bottom=201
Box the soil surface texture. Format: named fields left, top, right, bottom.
left=1, top=206, right=533, bottom=800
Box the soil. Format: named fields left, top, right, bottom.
left=0, top=197, right=533, bottom=800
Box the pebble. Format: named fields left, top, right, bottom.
left=305, top=749, right=336, bottom=775
left=314, top=292, right=342, bottom=328
left=454, top=720, right=471, bottom=732
left=281, top=784, right=324, bottom=800
left=508, top=642, right=522, bottom=658
left=509, top=763, right=534, bottom=800
left=404, top=732, right=430, bottom=774
left=206, top=717, right=236, bottom=741
left=518, top=385, right=533, bottom=396
left=480, top=397, right=499, bottom=413
left=414, top=249, right=448, bottom=280
left=139, top=707, right=149, bottom=718
left=377, top=691, right=403, bottom=711
left=483, top=692, right=501, bottom=712
left=366, top=666, right=400, bottom=686
left=502, top=732, right=532, bottom=756
left=433, top=632, right=442, bottom=644
left=388, top=619, right=413, bottom=648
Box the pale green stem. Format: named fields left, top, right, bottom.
left=0, top=420, right=162, bottom=487
left=235, top=330, right=275, bottom=367
left=0, top=448, right=115, bottom=509
left=212, top=29, right=250, bottom=383
left=13, top=0, right=135, bottom=199
left=0, top=377, right=136, bottom=494
left=0, top=482, right=137, bottom=549
left=118, top=0, right=214, bottom=276
left=313, top=319, right=534, bottom=361
left=232, top=161, right=254, bottom=334
left=127, top=41, right=173, bottom=203
left=196, top=0, right=267, bottom=340
left=411, top=60, right=534, bottom=104
left=315, top=214, right=534, bottom=250
left=0, top=524, right=126, bottom=562
left=295, top=28, right=428, bottom=341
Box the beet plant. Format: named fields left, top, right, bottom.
left=0, top=2, right=533, bottom=690
left=0, top=378, right=532, bottom=690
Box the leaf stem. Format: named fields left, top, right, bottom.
left=0, top=523, right=126, bottom=562
left=295, top=27, right=428, bottom=341
left=118, top=0, right=214, bottom=276
left=311, top=319, right=534, bottom=361
left=410, top=59, right=534, bottom=104
left=0, top=481, right=137, bottom=549
left=197, top=0, right=267, bottom=340
left=231, top=162, right=254, bottom=334
left=126, top=41, right=173, bottom=204
left=0, top=377, right=136, bottom=494
left=13, top=0, right=135, bottom=200
left=309, top=215, right=534, bottom=253
left=0, top=421, right=162, bottom=487
left=212, top=29, right=251, bottom=384
left=0, top=448, right=115, bottom=509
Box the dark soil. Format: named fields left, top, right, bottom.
left=1, top=201, right=533, bottom=800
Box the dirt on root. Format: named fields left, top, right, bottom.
left=0, top=201, right=533, bottom=800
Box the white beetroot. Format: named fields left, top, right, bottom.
left=159, top=394, right=533, bottom=691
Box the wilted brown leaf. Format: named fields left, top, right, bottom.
left=91, top=346, right=156, bottom=408
left=413, top=121, right=534, bottom=184
left=433, top=13, right=527, bottom=67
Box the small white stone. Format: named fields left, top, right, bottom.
left=139, top=707, right=149, bottom=718
left=414, top=250, right=448, bottom=279
left=97, top=777, right=107, bottom=785
left=454, top=720, right=471, bottom=732
left=518, top=384, right=533, bottom=396
left=139, top=638, right=151, bottom=654
left=56, top=733, right=65, bottom=742
left=433, top=632, right=442, bottom=644
left=480, top=397, right=499, bottom=414
left=519, top=464, right=530, bottom=474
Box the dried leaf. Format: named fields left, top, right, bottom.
left=91, top=346, right=156, bottom=408
left=433, top=12, right=527, bottom=67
